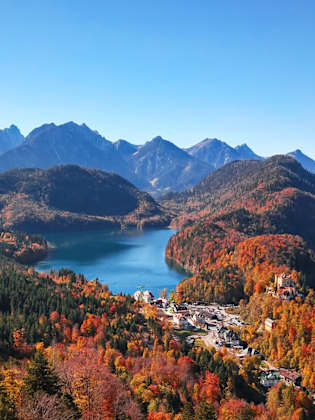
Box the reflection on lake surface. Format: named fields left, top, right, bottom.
left=35, top=228, right=188, bottom=297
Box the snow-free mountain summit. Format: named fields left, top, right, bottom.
left=0, top=122, right=314, bottom=196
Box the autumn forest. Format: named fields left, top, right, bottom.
left=0, top=155, right=313, bottom=420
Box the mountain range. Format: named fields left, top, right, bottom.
left=186, top=138, right=263, bottom=169
left=129, top=136, right=213, bottom=193
left=0, top=122, right=314, bottom=196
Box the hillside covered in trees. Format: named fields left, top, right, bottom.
left=0, top=155, right=313, bottom=418
left=0, top=230, right=47, bottom=264
left=0, top=253, right=313, bottom=419
left=0, top=165, right=172, bottom=232
left=165, top=155, right=315, bottom=277
left=163, top=155, right=315, bottom=245
left=164, top=156, right=315, bottom=394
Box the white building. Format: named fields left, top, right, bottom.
left=133, top=290, right=154, bottom=303
left=173, top=314, right=190, bottom=328
left=260, top=371, right=280, bottom=388
left=143, top=290, right=154, bottom=303
left=265, top=318, right=275, bottom=332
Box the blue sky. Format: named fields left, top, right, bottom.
left=0, top=0, right=314, bottom=157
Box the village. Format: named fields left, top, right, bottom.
left=134, top=271, right=308, bottom=397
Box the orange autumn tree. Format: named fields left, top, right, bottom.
left=197, top=371, right=221, bottom=405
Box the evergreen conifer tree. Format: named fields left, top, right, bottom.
left=182, top=402, right=194, bottom=420
left=23, top=351, right=60, bottom=396
left=194, top=401, right=216, bottom=420
left=0, top=374, right=17, bottom=420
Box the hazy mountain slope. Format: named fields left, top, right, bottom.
left=131, top=136, right=213, bottom=194
left=0, top=124, right=212, bottom=194
left=234, top=143, right=263, bottom=160
left=0, top=125, right=24, bottom=154
left=0, top=165, right=171, bottom=232
left=114, top=139, right=139, bottom=160
left=187, top=138, right=239, bottom=168
left=0, top=122, right=136, bottom=182
left=0, top=121, right=314, bottom=195
left=288, top=149, right=315, bottom=173
left=187, top=138, right=263, bottom=168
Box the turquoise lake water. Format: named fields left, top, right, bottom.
left=34, top=228, right=187, bottom=297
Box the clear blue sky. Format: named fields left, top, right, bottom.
left=0, top=0, right=314, bottom=157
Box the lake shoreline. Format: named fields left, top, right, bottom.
left=34, top=227, right=187, bottom=297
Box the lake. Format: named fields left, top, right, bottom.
left=34, top=228, right=188, bottom=297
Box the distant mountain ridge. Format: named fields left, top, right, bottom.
left=288, top=149, right=315, bottom=174
left=130, top=136, right=213, bottom=194
left=0, top=125, right=24, bottom=155
left=186, top=138, right=263, bottom=169
left=114, top=139, right=139, bottom=162
left=0, top=122, right=314, bottom=195
left=0, top=121, right=137, bottom=182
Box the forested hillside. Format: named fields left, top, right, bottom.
left=163, top=156, right=315, bottom=245
left=0, top=254, right=313, bottom=419
left=0, top=230, right=47, bottom=264
left=0, top=156, right=314, bottom=419
left=165, top=156, right=315, bottom=393
left=0, top=165, right=171, bottom=232
left=165, top=156, right=315, bottom=279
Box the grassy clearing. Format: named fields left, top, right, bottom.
left=174, top=329, right=207, bottom=338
